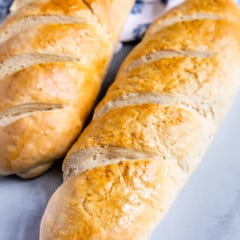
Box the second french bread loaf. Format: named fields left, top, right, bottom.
left=40, top=0, right=240, bottom=239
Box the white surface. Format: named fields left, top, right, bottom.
left=0, top=46, right=239, bottom=240
left=151, top=94, right=240, bottom=240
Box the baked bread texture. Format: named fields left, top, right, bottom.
left=40, top=0, right=240, bottom=239
left=0, top=0, right=134, bottom=178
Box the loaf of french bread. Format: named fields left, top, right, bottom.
left=40, top=0, right=240, bottom=239
left=0, top=0, right=134, bottom=178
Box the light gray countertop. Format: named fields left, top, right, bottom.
left=0, top=44, right=240, bottom=240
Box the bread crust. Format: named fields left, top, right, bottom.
left=42, top=160, right=183, bottom=240
left=41, top=0, right=240, bottom=239
left=0, top=0, right=134, bottom=177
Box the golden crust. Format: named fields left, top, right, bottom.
left=96, top=19, right=240, bottom=120
left=0, top=63, right=101, bottom=175
left=8, top=0, right=92, bottom=23
left=67, top=104, right=210, bottom=164
left=41, top=0, right=240, bottom=239
left=98, top=55, right=221, bottom=111
left=0, top=22, right=110, bottom=66
left=41, top=160, right=186, bottom=240
left=0, top=62, right=100, bottom=106
left=122, top=19, right=240, bottom=66
left=6, top=0, right=134, bottom=43
left=147, top=0, right=240, bottom=35
left=0, top=0, right=134, bottom=177
left=0, top=108, right=79, bottom=175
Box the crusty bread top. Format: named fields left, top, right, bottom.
left=95, top=18, right=240, bottom=122
left=147, top=0, right=240, bottom=35
left=0, top=0, right=134, bottom=177
left=63, top=0, right=240, bottom=180
left=43, top=160, right=185, bottom=240
left=63, top=103, right=214, bottom=180
left=40, top=1, right=240, bottom=239
left=8, top=0, right=133, bottom=44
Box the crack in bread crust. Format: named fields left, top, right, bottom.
left=0, top=103, right=65, bottom=126
left=0, top=53, right=80, bottom=80
left=148, top=14, right=223, bottom=34
left=63, top=146, right=163, bottom=181
left=123, top=49, right=216, bottom=73
left=0, top=14, right=99, bottom=45
left=94, top=93, right=215, bottom=120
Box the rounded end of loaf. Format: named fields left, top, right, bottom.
left=40, top=160, right=183, bottom=240
left=0, top=106, right=84, bottom=178
left=16, top=162, right=53, bottom=179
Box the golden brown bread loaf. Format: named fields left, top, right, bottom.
left=0, top=0, right=134, bottom=178
left=40, top=0, right=240, bottom=239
